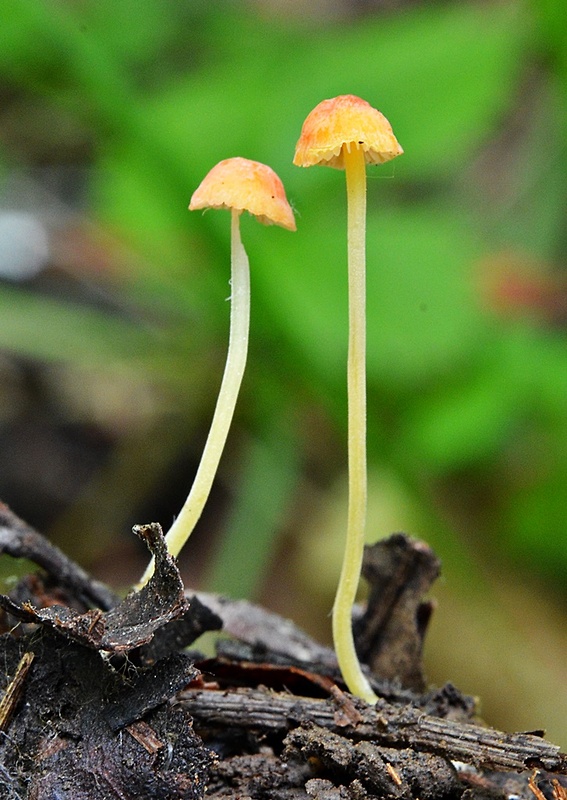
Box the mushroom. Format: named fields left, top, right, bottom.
left=138, top=157, right=295, bottom=587
left=293, top=95, right=403, bottom=702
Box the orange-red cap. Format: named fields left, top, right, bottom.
left=293, top=95, right=403, bottom=170
left=189, top=157, right=296, bottom=231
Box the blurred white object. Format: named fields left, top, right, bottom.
left=0, top=211, right=50, bottom=280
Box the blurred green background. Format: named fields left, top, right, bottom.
left=1, top=0, right=567, bottom=744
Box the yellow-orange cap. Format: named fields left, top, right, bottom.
left=189, top=157, right=296, bottom=231
left=293, top=95, right=403, bottom=170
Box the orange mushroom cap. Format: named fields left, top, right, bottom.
left=293, top=95, right=403, bottom=170
left=189, top=157, right=296, bottom=231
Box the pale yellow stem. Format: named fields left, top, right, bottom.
left=137, top=209, right=250, bottom=588
left=332, top=145, right=377, bottom=704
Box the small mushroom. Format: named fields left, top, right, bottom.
left=138, top=157, right=295, bottom=587
left=294, top=95, right=403, bottom=702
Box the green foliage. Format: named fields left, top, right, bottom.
left=0, top=0, right=565, bottom=577
left=0, top=284, right=156, bottom=368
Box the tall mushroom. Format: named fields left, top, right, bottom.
left=294, top=95, right=403, bottom=702
left=138, top=157, right=295, bottom=587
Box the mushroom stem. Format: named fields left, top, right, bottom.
left=331, top=144, right=378, bottom=704
left=137, top=208, right=250, bottom=587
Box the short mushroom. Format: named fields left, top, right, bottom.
left=294, top=95, right=403, bottom=702
left=138, top=157, right=295, bottom=587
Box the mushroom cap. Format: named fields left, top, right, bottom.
left=189, top=157, right=296, bottom=231
left=293, top=94, right=403, bottom=170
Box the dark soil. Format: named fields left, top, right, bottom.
left=0, top=503, right=565, bottom=800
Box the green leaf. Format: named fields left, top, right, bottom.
left=204, top=421, right=299, bottom=600
left=401, top=357, right=516, bottom=471
left=249, top=200, right=485, bottom=392
left=90, top=1, right=526, bottom=253
left=0, top=285, right=157, bottom=369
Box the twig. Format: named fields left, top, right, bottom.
left=0, top=651, right=34, bottom=732
left=194, top=591, right=337, bottom=669
left=179, top=687, right=567, bottom=774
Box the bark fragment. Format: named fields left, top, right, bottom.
left=0, top=522, right=189, bottom=652
left=354, top=534, right=440, bottom=691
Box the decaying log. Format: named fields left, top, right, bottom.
left=1, top=505, right=566, bottom=799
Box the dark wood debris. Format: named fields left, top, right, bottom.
left=0, top=633, right=213, bottom=800
left=0, top=522, right=190, bottom=652
left=180, top=686, right=567, bottom=773
left=284, top=724, right=459, bottom=800
left=354, top=534, right=441, bottom=691
left=0, top=504, right=565, bottom=800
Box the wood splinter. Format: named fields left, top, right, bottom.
left=0, top=651, right=34, bottom=732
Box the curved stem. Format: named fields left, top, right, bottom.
left=332, top=145, right=377, bottom=703
left=137, top=209, right=250, bottom=588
